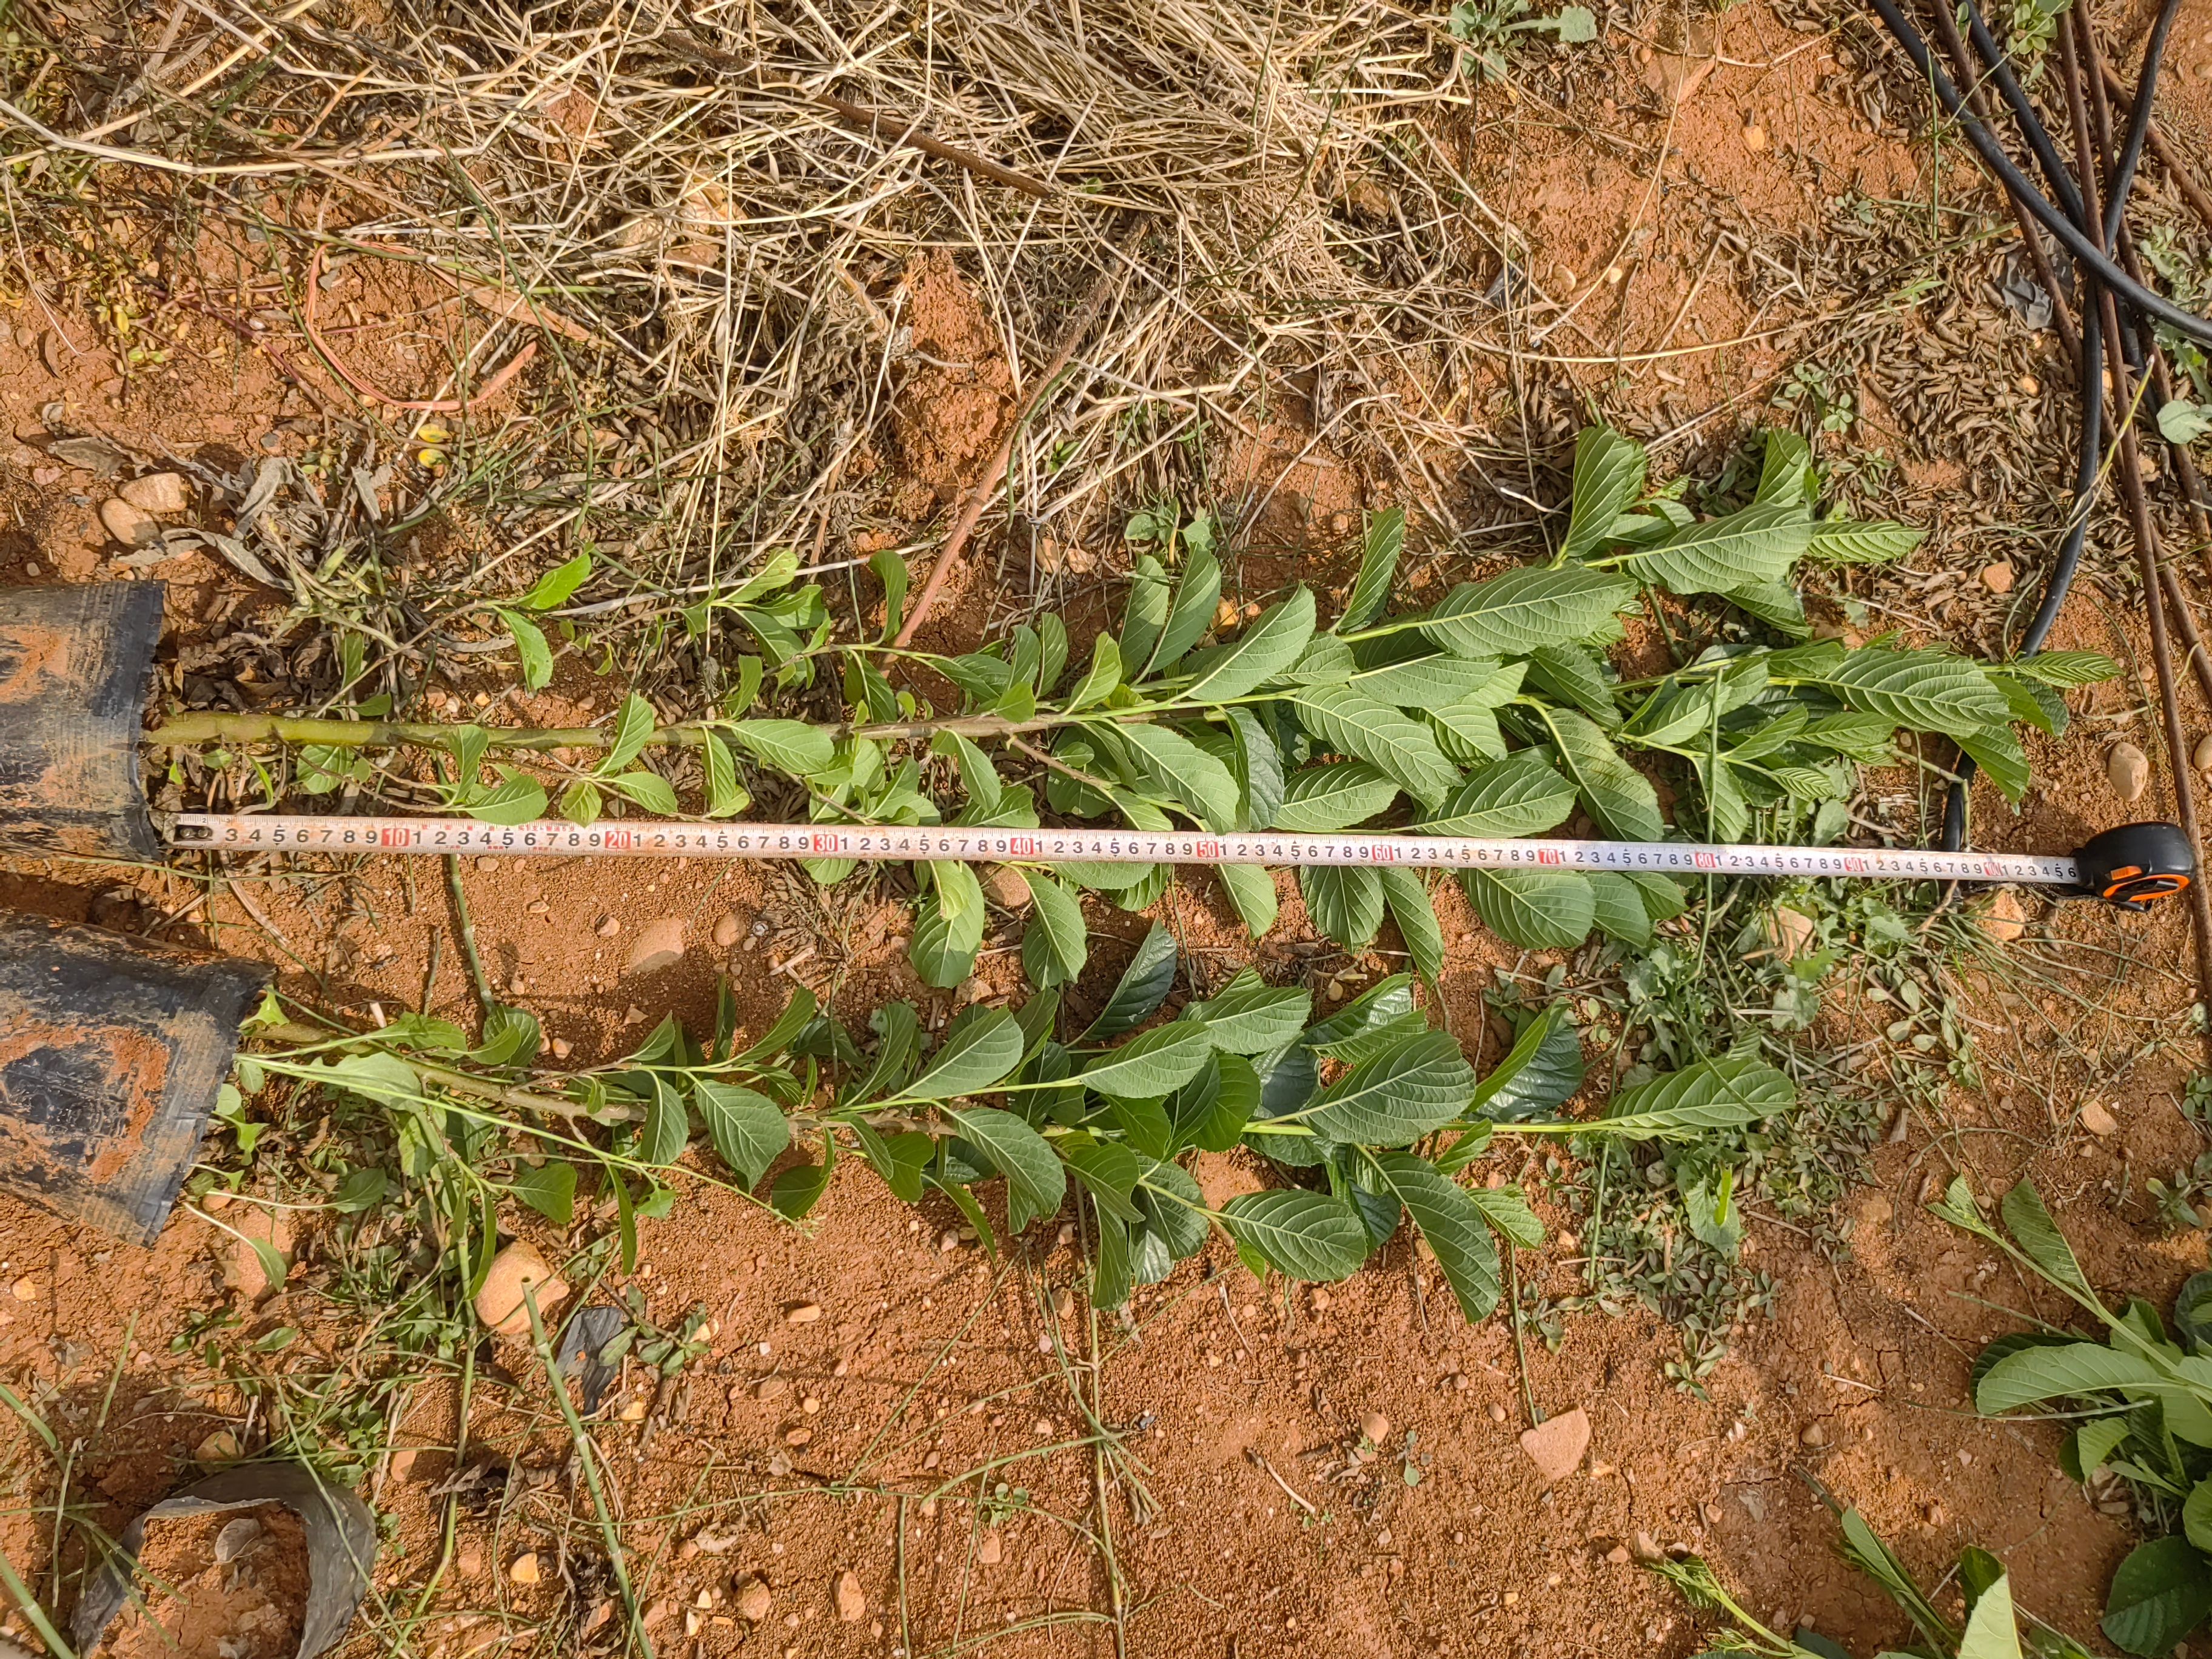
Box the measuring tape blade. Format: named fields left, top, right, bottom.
left=166, top=814, right=2083, bottom=887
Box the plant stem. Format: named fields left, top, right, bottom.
left=525, top=1295, right=654, bottom=1659
left=1506, top=1242, right=1539, bottom=1427
left=444, top=854, right=495, bottom=1024
left=147, top=708, right=1107, bottom=752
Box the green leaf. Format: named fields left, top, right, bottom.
left=1302, top=1029, right=1476, bottom=1144
left=500, top=610, right=554, bottom=691
left=2162, top=399, right=2212, bottom=445
left=1172, top=1053, right=1260, bottom=1152
left=2103, top=1536, right=2212, bottom=1657
left=1957, top=725, right=2032, bottom=803
left=1285, top=685, right=1458, bottom=809
left=1225, top=706, right=1284, bottom=830
left=1301, top=864, right=1386, bottom=950
left=769, top=1150, right=833, bottom=1221
left=2007, top=650, right=2120, bottom=687
left=1183, top=969, right=1312, bottom=1054
left=638, top=1078, right=691, bottom=1165
left=560, top=777, right=602, bottom=826
left=1021, top=872, right=1089, bottom=989
left=1460, top=866, right=1594, bottom=949
left=1273, top=762, right=1401, bottom=832
left=695, top=1081, right=789, bottom=1187
left=1341, top=509, right=1404, bottom=631
left=1678, top=1159, right=1741, bottom=1256
left=1369, top=1151, right=1501, bottom=1320
left=1600, top=1056, right=1793, bottom=1139
left=736, top=985, right=820, bottom=1065
left=1303, top=974, right=1416, bottom=1056
left=1470, top=1003, right=1584, bottom=1121
left=1466, top=1184, right=1545, bottom=1248
left=1754, top=430, right=1815, bottom=507
left=1119, top=554, right=1171, bottom=677
left=604, top=770, right=679, bottom=814
left=1586, top=871, right=1652, bottom=945
left=848, top=1122, right=930, bottom=1202
left=1154, top=548, right=1222, bottom=672
left=1977, top=1344, right=2212, bottom=1446
left=2176, top=1273, right=2212, bottom=1354
left=1349, top=652, right=1511, bottom=708
left=1220, top=1190, right=1370, bottom=1282
left=1216, top=862, right=1279, bottom=938
left=1525, top=642, right=1618, bottom=723
left=1105, top=1095, right=1174, bottom=1160
left=1550, top=4, right=1597, bottom=41
left=521, top=550, right=593, bottom=610
left=907, top=892, right=974, bottom=988
left=1724, top=580, right=1811, bottom=637
left=602, top=693, right=655, bottom=772
left=1540, top=709, right=1663, bottom=840
left=1065, top=634, right=1124, bottom=712
left=903, top=1007, right=1024, bottom=1101
left=871, top=546, right=910, bottom=640
left=1563, top=427, right=1648, bottom=562
left=726, top=719, right=837, bottom=775
left=1811, top=648, right=2014, bottom=736
left=464, top=775, right=548, bottom=825
left=1061, top=1137, right=1145, bottom=1223
left=2187, top=1478, right=2212, bottom=1553
left=1958, top=1572, right=2023, bottom=1659
left=1081, top=1021, right=1217, bottom=1100
left=703, top=732, right=747, bottom=817
left=1421, top=566, right=1636, bottom=659
left=1378, top=867, right=1444, bottom=984
left=1806, top=518, right=1925, bottom=565
left=508, top=1161, right=576, bottom=1226
left=1423, top=749, right=1577, bottom=836
left=1604, top=501, right=1813, bottom=595
left=1835, top=1509, right=1951, bottom=1649
left=1115, top=722, right=1244, bottom=827
left=1181, top=588, right=1316, bottom=703
left=943, top=1106, right=1067, bottom=1232
left=1998, top=1180, right=2095, bottom=1302
left=1078, top=923, right=1179, bottom=1041
left=1091, top=1206, right=1133, bottom=1307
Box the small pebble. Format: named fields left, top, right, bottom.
left=509, top=1552, right=541, bottom=1585
left=1979, top=561, right=2014, bottom=594
left=118, top=471, right=189, bottom=514
left=735, top=1576, right=774, bottom=1621
left=2193, top=734, right=2212, bottom=774
left=595, top=915, right=620, bottom=937
left=1741, top=122, right=1768, bottom=151
left=712, top=911, right=743, bottom=948
left=785, top=1301, right=822, bottom=1324
left=833, top=1570, right=865, bottom=1623
left=97, top=497, right=158, bottom=548
left=2107, top=742, right=2150, bottom=803
left=1361, top=1412, right=1391, bottom=1445
left=1800, top=1423, right=1829, bottom=1449
left=625, top=915, right=685, bottom=974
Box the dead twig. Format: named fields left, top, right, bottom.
left=896, top=224, right=1141, bottom=648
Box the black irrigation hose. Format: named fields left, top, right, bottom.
left=1862, top=0, right=2194, bottom=850
left=1957, top=0, right=2087, bottom=226
left=1863, top=0, right=2212, bottom=349
left=2104, top=0, right=2182, bottom=248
